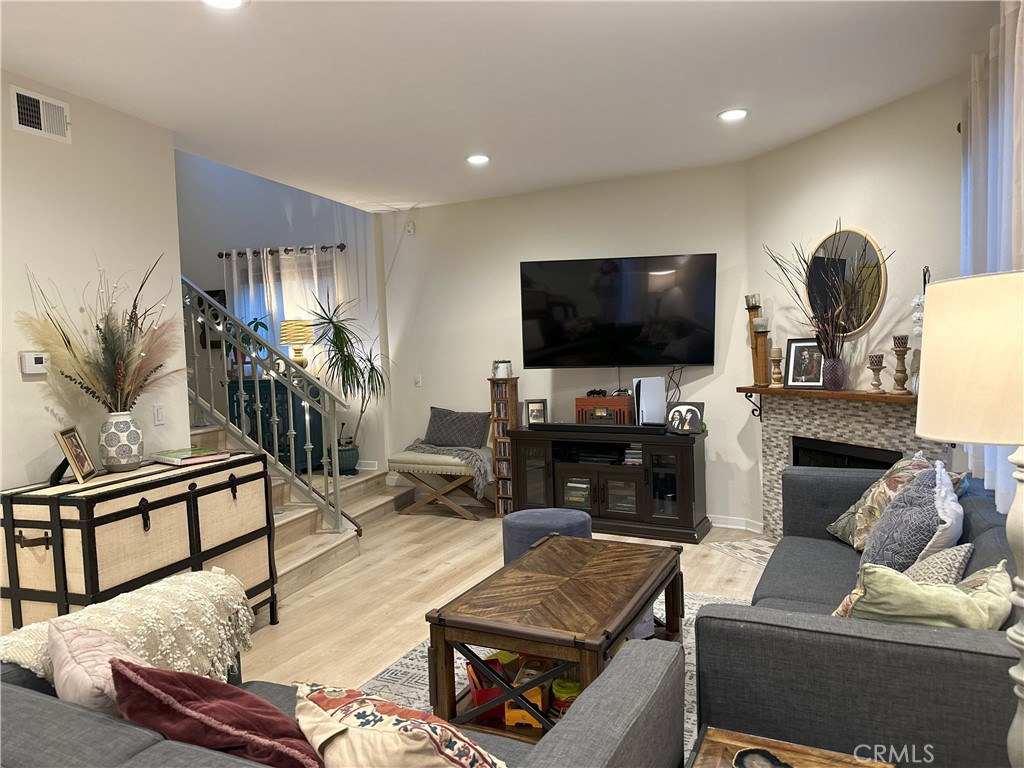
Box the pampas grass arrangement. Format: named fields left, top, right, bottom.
left=18, top=256, right=183, bottom=413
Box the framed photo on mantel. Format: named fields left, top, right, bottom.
left=785, top=338, right=824, bottom=389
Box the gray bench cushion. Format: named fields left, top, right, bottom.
left=0, top=683, right=163, bottom=767
left=752, top=536, right=860, bottom=608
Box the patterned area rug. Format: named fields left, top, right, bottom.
left=357, top=591, right=746, bottom=758
left=706, top=536, right=778, bottom=569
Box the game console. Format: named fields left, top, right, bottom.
left=632, top=376, right=667, bottom=425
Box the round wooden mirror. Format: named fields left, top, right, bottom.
left=804, top=228, right=886, bottom=338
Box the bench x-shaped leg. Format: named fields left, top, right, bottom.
left=397, top=472, right=480, bottom=521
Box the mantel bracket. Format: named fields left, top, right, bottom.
left=744, top=392, right=762, bottom=422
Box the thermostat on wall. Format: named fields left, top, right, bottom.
left=20, top=351, right=49, bottom=374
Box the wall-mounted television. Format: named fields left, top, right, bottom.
left=521, top=253, right=717, bottom=369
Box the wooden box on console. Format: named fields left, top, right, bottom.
left=0, top=453, right=276, bottom=633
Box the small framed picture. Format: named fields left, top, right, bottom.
left=666, top=402, right=703, bottom=434
left=525, top=399, right=548, bottom=424
left=785, top=338, right=825, bottom=389
left=55, top=426, right=96, bottom=484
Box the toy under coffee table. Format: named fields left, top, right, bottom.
left=426, top=534, right=683, bottom=743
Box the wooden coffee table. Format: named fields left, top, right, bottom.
left=426, top=534, right=683, bottom=741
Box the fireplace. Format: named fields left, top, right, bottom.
left=792, top=437, right=902, bottom=470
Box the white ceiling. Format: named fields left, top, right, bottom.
left=2, top=1, right=996, bottom=211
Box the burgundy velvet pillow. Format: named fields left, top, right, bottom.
left=111, top=659, right=322, bottom=768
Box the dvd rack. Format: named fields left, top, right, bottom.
left=488, top=377, right=519, bottom=516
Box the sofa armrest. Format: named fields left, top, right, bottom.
left=522, top=638, right=685, bottom=768
left=781, top=467, right=883, bottom=538
left=695, top=604, right=1015, bottom=768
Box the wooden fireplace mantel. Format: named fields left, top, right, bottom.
left=736, top=385, right=917, bottom=406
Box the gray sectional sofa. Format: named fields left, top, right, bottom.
left=0, top=636, right=685, bottom=767
left=695, top=466, right=1018, bottom=768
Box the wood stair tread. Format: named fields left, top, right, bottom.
left=344, top=487, right=415, bottom=521
left=276, top=530, right=358, bottom=575
left=273, top=502, right=319, bottom=527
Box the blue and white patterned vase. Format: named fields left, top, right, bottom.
left=98, top=411, right=144, bottom=472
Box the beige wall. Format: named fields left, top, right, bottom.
left=1, top=72, right=189, bottom=488
left=383, top=78, right=966, bottom=531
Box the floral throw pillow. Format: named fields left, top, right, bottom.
left=295, top=684, right=507, bottom=768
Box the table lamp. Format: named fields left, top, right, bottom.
left=915, top=270, right=1024, bottom=768
left=279, top=319, right=314, bottom=368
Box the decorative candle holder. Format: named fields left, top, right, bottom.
left=868, top=353, right=884, bottom=368
left=753, top=330, right=770, bottom=386
left=752, top=317, right=769, bottom=332
left=892, top=345, right=911, bottom=394
left=867, top=361, right=887, bottom=394
left=892, top=334, right=909, bottom=350
left=769, top=347, right=784, bottom=388
left=745, top=303, right=762, bottom=384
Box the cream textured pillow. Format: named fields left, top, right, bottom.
left=295, top=684, right=507, bottom=768
left=903, top=544, right=974, bottom=585
left=833, top=562, right=1012, bottom=629
left=48, top=618, right=150, bottom=715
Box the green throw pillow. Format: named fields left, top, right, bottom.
left=833, top=561, right=1012, bottom=630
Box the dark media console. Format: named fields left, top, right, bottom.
left=510, top=427, right=709, bottom=543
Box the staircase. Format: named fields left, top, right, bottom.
left=181, top=278, right=413, bottom=608
left=191, top=423, right=413, bottom=606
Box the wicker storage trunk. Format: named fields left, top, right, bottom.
left=1, top=453, right=276, bottom=633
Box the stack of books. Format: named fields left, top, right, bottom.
left=564, top=480, right=590, bottom=506
left=624, top=443, right=643, bottom=465
left=152, top=448, right=231, bottom=466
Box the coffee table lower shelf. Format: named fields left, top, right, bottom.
left=454, top=687, right=549, bottom=745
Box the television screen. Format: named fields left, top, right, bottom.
left=521, top=253, right=717, bottom=369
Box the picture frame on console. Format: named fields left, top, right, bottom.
left=55, top=426, right=96, bottom=484
left=666, top=402, right=703, bottom=434
left=784, top=338, right=825, bottom=389
left=525, top=399, right=548, bottom=424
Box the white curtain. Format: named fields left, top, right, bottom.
left=961, top=0, right=1024, bottom=513
left=224, top=246, right=350, bottom=362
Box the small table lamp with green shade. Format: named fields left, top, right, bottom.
left=915, top=270, right=1024, bottom=768
left=279, top=319, right=314, bottom=369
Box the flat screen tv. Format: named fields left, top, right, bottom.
left=521, top=253, right=717, bottom=369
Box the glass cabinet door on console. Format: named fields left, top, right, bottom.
left=598, top=469, right=644, bottom=522
left=643, top=445, right=693, bottom=526
left=555, top=465, right=597, bottom=515
left=514, top=439, right=553, bottom=509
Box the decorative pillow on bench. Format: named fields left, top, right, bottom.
left=423, top=407, right=491, bottom=448
left=295, top=683, right=507, bottom=768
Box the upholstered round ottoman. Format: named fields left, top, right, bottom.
left=501, top=508, right=593, bottom=564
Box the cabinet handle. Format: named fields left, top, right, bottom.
left=138, top=497, right=151, bottom=532
left=644, top=468, right=650, bottom=486
left=228, top=474, right=239, bottom=500
left=15, top=531, right=51, bottom=550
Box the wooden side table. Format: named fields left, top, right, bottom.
left=687, top=727, right=895, bottom=768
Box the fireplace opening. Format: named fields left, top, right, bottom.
left=792, top=437, right=902, bottom=470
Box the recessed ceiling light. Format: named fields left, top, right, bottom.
left=466, top=155, right=490, bottom=166
left=717, top=109, right=749, bottom=122
left=202, top=0, right=246, bottom=10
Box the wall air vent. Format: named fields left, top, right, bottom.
left=11, top=86, right=71, bottom=144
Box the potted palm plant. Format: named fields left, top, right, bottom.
left=309, top=296, right=387, bottom=475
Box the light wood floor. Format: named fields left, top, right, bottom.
left=242, top=510, right=763, bottom=687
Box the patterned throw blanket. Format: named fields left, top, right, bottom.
left=404, top=440, right=494, bottom=496
left=0, top=570, right=254, bottom=683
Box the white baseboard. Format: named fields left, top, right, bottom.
left=708, top=514, right=763, bottom=534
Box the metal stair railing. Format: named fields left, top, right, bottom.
left=181, top=276, right=360, bottom=536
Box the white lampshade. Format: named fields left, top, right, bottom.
left=915, top=271, right=1024, bottom=446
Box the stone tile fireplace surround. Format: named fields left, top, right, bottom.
left=745, top=388, right=950, bottom=538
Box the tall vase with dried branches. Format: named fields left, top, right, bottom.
left=764, top=224, right=890, bottom=391
left=18, top=257, right=183, bottom=472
